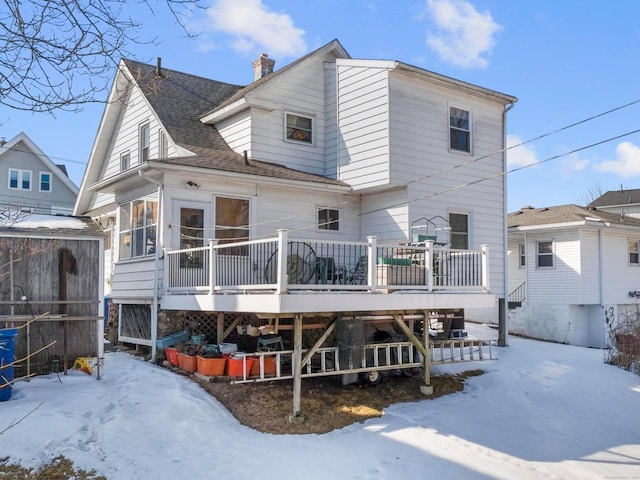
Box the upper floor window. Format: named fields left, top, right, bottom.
left=629, top=240, right=639, bottom=265
left=39, top=172, right=52, bottom=192
left=159, top=130, right=168, bottom=158
left=536, top=241, right=554, bottom=268
left=449, top=106, right=471, bottom=153
left=119, top=197, right=157, bottom=260
left=8, top=168, right=31, bottom=190
left=120, top=152, right=130, bottom=172
left=318, top=208, right=339, bottom=231
left=286, top=113, right=313, bottom=144
left=449, top=212, right=469, bottom=249
left=518, top=243, right=526, bottom=267
left=139, top=123, right=150, bottom=162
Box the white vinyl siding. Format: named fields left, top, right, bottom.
left=336, top=63, right=390, bottom=190
left=217, top=51, right=337, bottom=177
left=525, top=231, right=581, bottom=305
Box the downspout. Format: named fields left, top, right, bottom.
left=138, top=171, right=164, bottom=361
left=500, top=102, right=515, bottom=347
left=598, top=226, right=605, bottom=311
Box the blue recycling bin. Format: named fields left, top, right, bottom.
left=0, top=328, right=19, bottom=401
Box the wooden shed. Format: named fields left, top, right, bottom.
left=0, top=214, right=104, bottom=377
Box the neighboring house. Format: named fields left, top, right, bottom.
left=507, top=204, right=640, bottom=348
left=588, top=187, right=640, bottom=218
left=74, top=39, right=515, bottom=406
left=0, top=132, right=79, bottom=215
left=0, top=214, right=104, bottom=377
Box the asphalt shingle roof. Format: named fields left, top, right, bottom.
left=508, top=204, right=640, bottom=228
left=122, top=52, right=350, bottom=188
left=155, top=149, right=348, bottom=187
left=588, top=189, right=640, bottom=207
left=123, top=59, right=244, bottom=152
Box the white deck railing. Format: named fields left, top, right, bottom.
left=164, top=229, right=489, bottom=294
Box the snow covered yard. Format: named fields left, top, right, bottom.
left=1, top=324, right=638, bottom=480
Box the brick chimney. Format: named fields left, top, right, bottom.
left=252, top=53, right=275, bottom=81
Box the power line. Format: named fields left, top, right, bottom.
left=362, top=127, right=640, bottom=217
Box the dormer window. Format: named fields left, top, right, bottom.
left=286, top=113, right=313, bottom=144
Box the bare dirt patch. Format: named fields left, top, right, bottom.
left=192, top=369, right=484, bottom=435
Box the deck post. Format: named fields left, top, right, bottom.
left=421, top=311, right=433, bottom=395
left=276, top=229, right=289, bottom=294
left=367, top=236, right=377, bottom=291
left=216, top=312, right=224, bottom=344
left=208, top=239, right=218, bottom=295
left=289, top=313, right=305, bottom=424
left=425, top=241, right=434, bottom=291
left=481, top=244, right=489, bottom=290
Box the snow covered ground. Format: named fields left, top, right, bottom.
left=1, top=324, right=639, bottom=480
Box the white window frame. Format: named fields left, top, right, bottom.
left=159, top=129, right=168, bottom=158
left=8, top=168, right=32, bottom=190
left=317, top=207, right=340, bottom=231
left=629, top=239, right=640, bottom=265
left=120, top=151, right=130, bottom=172
left=285, top=112, right=313, bottom=145
left=139, top=122, right=150, bottom=162
left=39, top=171, right=52, bottom=192
left=449, top=105, right=472, bottom=153
left=118, top=196, right=158, bottom=261
left=536, top=240, right=554, bottom=268
left=449, top=212, right=470, bottom=249
left=518, top=243, right=526, bottom=268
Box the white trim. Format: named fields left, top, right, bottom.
left=38, top=171, right=52, bottom=192
left=8, top=168, right=32, bottom=191
left=284, top=111, right=314, bottom=145
left=448, top=103, right=472, bottom=154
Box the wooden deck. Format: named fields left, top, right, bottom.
left=160, top=230, right=492, bottom=315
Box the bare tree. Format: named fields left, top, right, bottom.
left=576, top=181, right=607, bottom=206
left=0, top=0, right=203, bottom=113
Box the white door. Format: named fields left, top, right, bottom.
left=171, top=201, right=211, bottom=288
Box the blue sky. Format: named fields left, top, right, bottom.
left=2, top=0, right=640, bottom=212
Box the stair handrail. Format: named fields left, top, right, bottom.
left=509, top=281, right=526, bottom=305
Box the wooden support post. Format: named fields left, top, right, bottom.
left=216, top=312, right=224, bottom=343
left=289, top=313, right=305, bottom=424
left=421, top=311, right=433, bottom=395
left=391, top=314, right=432, bottom=394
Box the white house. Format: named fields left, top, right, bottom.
left=0, top=132, right=79, bottom=216
left=507, top=204, right=640, bottom=348
left=588, top=187, right=640, bottom=218
left=74, top=39, right=516, bottom=411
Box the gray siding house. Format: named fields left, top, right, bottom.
left=0, top=132, right=79, bottom=215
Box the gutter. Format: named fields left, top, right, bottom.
left=138, top=170, right=164, bottom=360
left=501, top=102, right=515, bottom=347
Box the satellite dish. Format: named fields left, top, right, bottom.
left=264, top=242, right=316, bottom=284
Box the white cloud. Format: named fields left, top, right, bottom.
left=594, top=142, right=640, bottom=178
left=560, top=153, right=589, bottom=175
left=507, top=134, right=539, bottom=168
left=425, top=0, right=502, bottom=69
left=205, top=0, right=306, bottom=58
